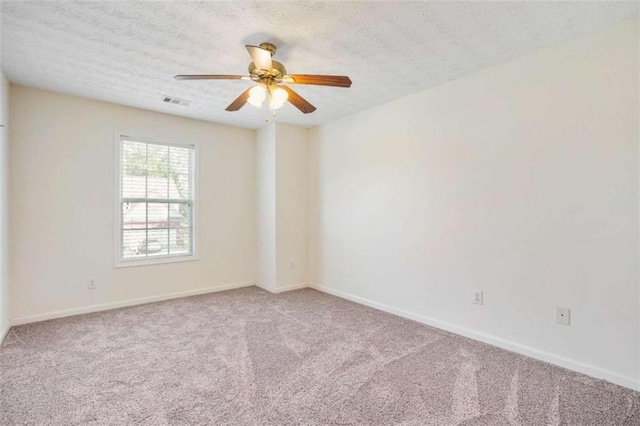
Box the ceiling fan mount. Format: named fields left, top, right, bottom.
left=256, top=42, right=277, bottom=56
left=248, top=60, right=287, bottom=84
left=175, top=42, right=352, bottom=115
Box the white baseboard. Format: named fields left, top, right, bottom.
left=271, top=283, right=309, bottom=293
left=309, top=283, right=639, bottom=392
left=255, top=282, right=309, bottom=294
left=0, top=323, right=9, bottom=346
left=10, top=281, right=255, bottom=327
left=254, top=283, right=269, bottom=292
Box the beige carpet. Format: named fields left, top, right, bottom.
left=1, top=286, right=638, bottom=425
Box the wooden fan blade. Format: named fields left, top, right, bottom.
left=246, top=45, right=273, bottom=70
left=281, top=86, right=316, bottom=114
left=284, top=74, right=352, bottom=88
left=225, top=87, right=252, bottom=111
left=175, top=74, right=249, bottom=80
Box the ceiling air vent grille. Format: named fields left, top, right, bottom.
left=162, top=96, right=189, bottom=107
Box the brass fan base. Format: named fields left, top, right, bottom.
left=248, top=60, right=287, bottom=85
left=247, top=42, right=283, bottom=83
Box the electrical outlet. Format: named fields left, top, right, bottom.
left=472, top=290, right=483, bottom=305
left=290, top=259, right=295, bottom=269
left=556, top=307, right=570, bottom=326
left=88, top=278, right=96, bottom=290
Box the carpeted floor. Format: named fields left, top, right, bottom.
left=1, top=287, right=638, bottom=425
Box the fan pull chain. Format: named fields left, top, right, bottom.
left=264, top=108, right=279, bottom=123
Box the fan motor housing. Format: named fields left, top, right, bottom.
left=248, top=60, right=287, bottom=83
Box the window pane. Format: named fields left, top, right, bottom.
left=122, top=230, right=147, bottom=260
left=169, top=145, right=193, bottom=200
left=121, top=141, right=148, bottom=199
left=170, top=203, right=192, bottom=256
left=122, top=202, right=146, bottom=230
left=146, top=144, right=169, bottom=199
left=147, top=203, right=169, bottom=229
left=147, top=228, right=169, bottom=257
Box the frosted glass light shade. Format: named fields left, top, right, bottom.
left=269, top=86, right=288, bottom=110
left=247, top=85, right=266, bottom=108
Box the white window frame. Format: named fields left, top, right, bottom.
left=113, top=131, right=199, bottom=268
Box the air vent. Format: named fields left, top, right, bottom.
left=162, top=96, right=189, bottom=107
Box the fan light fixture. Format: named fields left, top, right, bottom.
left=175, top=41, right=352, bottom=118
left=247, top=84, right=288, bottom=111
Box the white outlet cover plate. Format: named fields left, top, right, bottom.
left=472, top=290, right=483, bottom=305
left=556, top=307, right=570, bottom=326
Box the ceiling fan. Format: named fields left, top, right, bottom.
left=175, top=42, right=352, bottom=116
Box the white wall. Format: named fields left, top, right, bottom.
left=275, top=123, right=308, bottom=290
left=308, top=19, right=639, bottom=388
left=256, top=124, right=276, bottom=291
left=256, top=123, right=308, bottom=292
left=9, top=85, right=256, bottom=321
left=0, top=71, right=9, bottom=338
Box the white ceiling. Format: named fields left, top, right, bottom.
left=1, top=1, right=638, bottom=130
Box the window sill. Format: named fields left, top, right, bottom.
left=114, top=255, right=199, bottom=269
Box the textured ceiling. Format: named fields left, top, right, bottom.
left=1, top=1, right=638, bottom=130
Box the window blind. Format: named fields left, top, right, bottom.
left=119, top=137, right=195, bottom=262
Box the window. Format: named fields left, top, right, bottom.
left=116, top=135, right=196, bottom=266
